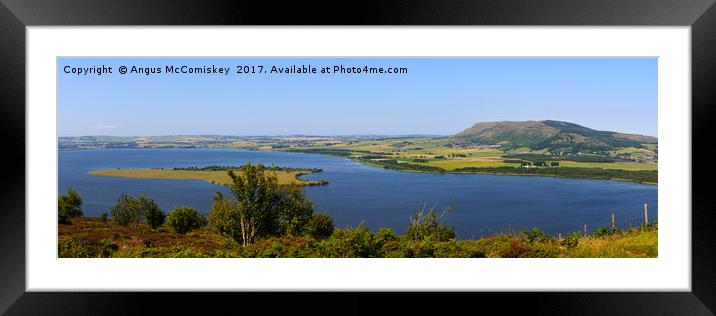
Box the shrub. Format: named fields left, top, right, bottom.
left=560, top=231, right=582, bottom=247
left=166, top=206, right=207, bottom=235
left=58, top=236, right=117, bottom=258
left=372, top=227, right=400, bottom=257
left=100, top=213, right=108, bottom=222
left=326, top=222, right=376, bottom=257
left=592, top=226, right=618, bottom=238
left=521, top=227, right=552, bottom=243
left=58, top=188, right=83, bottom=224
left=499, top=239, right=530, bottom=258
left=110, top=194, right=142, bottom=227
left=432, top=241, right=486, bottom=258
left=405, top=204, right=455, bottom=242
left=373, top=227, right=398, bottom=244
left=110, top=194, right=164, bottom=228
left=306, top=213, right=335, bottom=240
left=524, top=241, right=559, bottom=258
left=637, top=221, right=658, bottom=231
left=141, top=196, right=165, bottom=230
left=403, top=239, right=438, bottom=258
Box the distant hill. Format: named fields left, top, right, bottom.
left=455, top=120, right=657, bottom=152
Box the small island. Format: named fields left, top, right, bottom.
left=90, top=165, right=328, bottom=186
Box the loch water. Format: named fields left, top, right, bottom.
left=59, top=148, right=658, bottom=238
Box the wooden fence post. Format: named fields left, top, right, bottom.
left=611, top=213, right=615, bottom=229
left=584, top=224, right=587, bottom=238
left=644, top=203, right=649, bottom=225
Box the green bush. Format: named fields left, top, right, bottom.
left=110, top=194, right=165, bottom=228
left=58, top=188, right=83, bottom=224
left=372, top=227, right=400, bottom=257
left=524, top=241, right=559, bottom=258
left=110, top=194, right=143, bottom=227
left=325, top=222, right=376, bottom=257
left=521, top=227, right=552, bottom=243
left=592, top=226, right=619, bottom=238
left=560, top=231, right=582, bottom=247
left=99, top=212, right=108, bottom=222
left=499, top=239, right=531, bottom=258
left=58, top=236, right=117, bottom=258
left=405, top=204, right=455, bottom=242
left=306, top=213, right=335, bottom=240
left=432, top=240, right=486, bottom=258
left=402, top=239, right=437, bottom=258
left=166, top=206, right=207, bottom=235
left=141, top=196, right=165, bottom=229
left=373, top=227, right=398, bottom=244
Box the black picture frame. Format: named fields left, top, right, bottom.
left=1, top=0, right=715, bottom=314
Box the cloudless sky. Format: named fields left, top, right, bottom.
left=58, top=57, right=657, bottom=137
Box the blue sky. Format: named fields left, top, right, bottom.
left=58, top=57, right=657, bottom=137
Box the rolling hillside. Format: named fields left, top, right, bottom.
left=455, top=120, right=657, bottom=152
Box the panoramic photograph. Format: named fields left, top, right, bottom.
left=58, top=57, right=658, bottom=258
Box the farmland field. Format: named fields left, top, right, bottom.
left=558, top=161, right=658, bottom=171
left=414, top=158, right=519, bottom=170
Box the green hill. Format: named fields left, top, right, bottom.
left=455, top=120, right=656, bottom=152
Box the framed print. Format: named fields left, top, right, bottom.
left=1, top=0, right=715, bottom=314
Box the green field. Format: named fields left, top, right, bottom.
left=559, top=161, right=658, bottom=171
left=414, top=159, right=520, bottom=170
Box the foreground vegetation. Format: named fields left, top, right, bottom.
left=59, top=163, right=657, bottom=258
left=59, top=216, right=657, bottom=258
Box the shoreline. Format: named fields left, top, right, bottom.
left=285, top=150, right=659, bottom=186
left=73, top=146, right=657, bottom=185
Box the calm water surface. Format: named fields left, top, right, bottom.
left=58, top=148, right=658, bottom=238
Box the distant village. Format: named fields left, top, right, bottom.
left=606, top=152, right=658, bottom=163
left=444, top=142, right=502, bottom=149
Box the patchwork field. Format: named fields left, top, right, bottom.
left=414, top=158, right=519, bottom=170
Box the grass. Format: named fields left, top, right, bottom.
left=59, top=216, right=657, bottom=258
left=89, top=168, right=319, bottom=186
left=559, top=161, right=658, bottom=171
left=563, top=229, right=658, bottom=257
left=414, top=159, right=519, bottom=170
